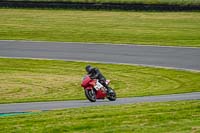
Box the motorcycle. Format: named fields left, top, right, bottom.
left=81, top=75, right=116, bottom=102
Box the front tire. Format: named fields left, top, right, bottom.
left=107, top=87, right=116, bottom=101
left=85, top=89, right=96, bottom=102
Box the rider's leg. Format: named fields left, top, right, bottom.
left=99, top=79, right=112, bottom=93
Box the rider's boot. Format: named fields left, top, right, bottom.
left=104, top=84, right=113, bottom=94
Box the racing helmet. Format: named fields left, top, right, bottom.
left=85, top=65, right=93, bottom=73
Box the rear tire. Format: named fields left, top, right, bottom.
left=85, top=89, right=96, bottom=102
left=107, top=87, right=116, bottom=101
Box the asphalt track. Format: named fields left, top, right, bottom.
left=0, top=40, right=199, bottom=113
left=0, top=92, right=200, bottom=113
left=0, top=40, right=200, bottom=71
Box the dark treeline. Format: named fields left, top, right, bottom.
left=0, top=1, right=200, bottom=11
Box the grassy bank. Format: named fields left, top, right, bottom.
left=0, top=9, right=200, bottom=47
left=0, top=58, right=199, bottom=103
left=0, top=100, right=200, bottom=132
left=4, top=0, right=200, bottom=6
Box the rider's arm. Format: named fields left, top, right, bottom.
left=93, top=68, right=100, bottom=79
left=88, top=68, right=96, bottom=78
left=88, top=68, right=100, bottom=79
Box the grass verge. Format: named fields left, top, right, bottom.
left=0, top=9, right=200, bottom=47
left=0, top=58, right=199, bottom=103
left=0, top=100, right=200, bottom=132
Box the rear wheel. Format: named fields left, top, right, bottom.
left=107, top=87, right=116, bottom=101
left=85, top=89, right=96, bottom=102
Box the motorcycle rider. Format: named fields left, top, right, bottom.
left=85, top=65, right=112, bottom=94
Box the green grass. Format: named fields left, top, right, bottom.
left=0, top=58, right=199, bottom=104
left=4, top=0, right=200, bottom=6
left=0, top=100, right=200, bottom=132
left=0, top=9, right=200, bottom=47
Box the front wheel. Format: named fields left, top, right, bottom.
left=85, top=89, right=96, bottom=102
left=107, top=87, right=116, bottom=101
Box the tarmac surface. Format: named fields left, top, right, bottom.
left=0, top=40, right=200, bottom=71
left=0, top=92, right=200, bottom=113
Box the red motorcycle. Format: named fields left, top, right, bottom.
left=81, top=75, right=116, bottom=102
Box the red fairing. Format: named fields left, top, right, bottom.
left=96, top=90, right=107, bottom=99
left=81, top=75, right=97, bottom=90
left=81, top=75, right=92, bottom=87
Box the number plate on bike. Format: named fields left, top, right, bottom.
left=94, top=80, right=103, bottom=90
